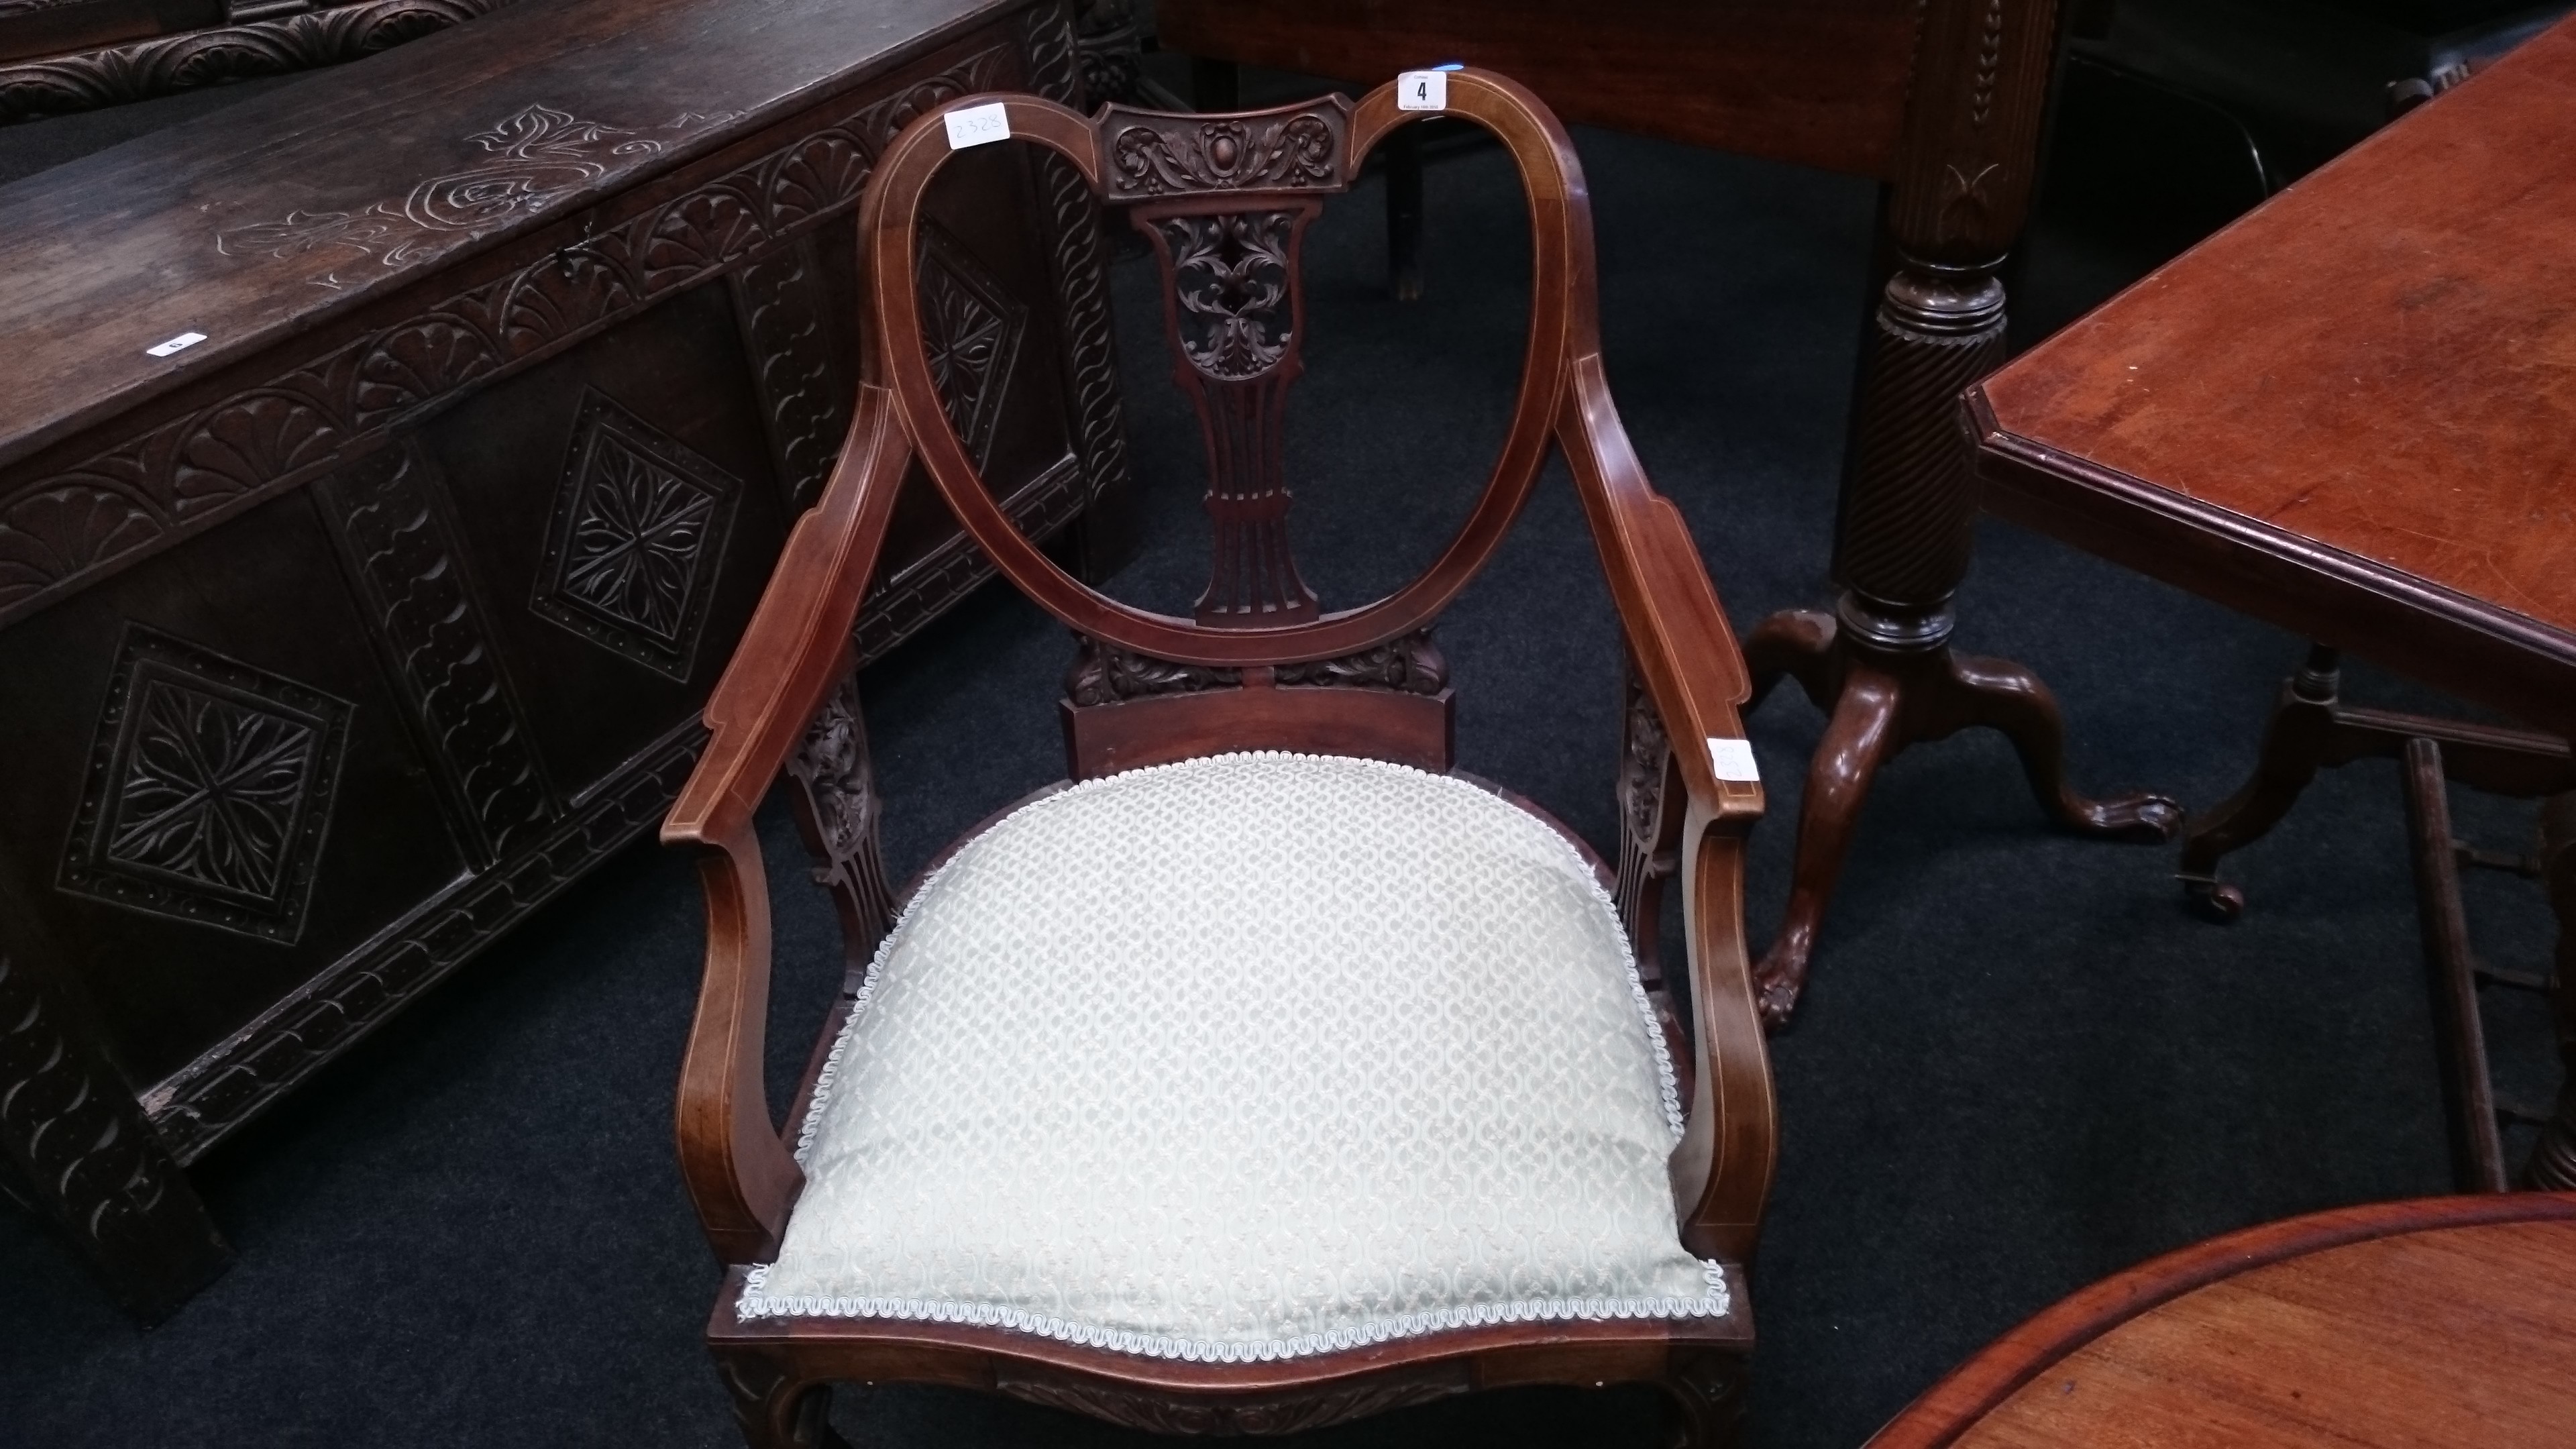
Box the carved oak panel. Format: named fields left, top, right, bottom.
left=0, top=1, right=1129, bottom=1316
left=57, top=625, right=353, bottom=945
left=531, top=391, right=746, bottom=682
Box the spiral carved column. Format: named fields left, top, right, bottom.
left=1743, top=0, right=2180, bottom=1026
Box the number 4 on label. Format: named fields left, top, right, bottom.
left=1397, top=70, right=1448, bottom=111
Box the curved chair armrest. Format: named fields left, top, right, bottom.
left=1555, top=353, right=1777, bottom=1262
left=663, top=382, right=912, bottom=1262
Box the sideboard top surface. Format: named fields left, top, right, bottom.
left=0, top=0, right=1022, bottom=467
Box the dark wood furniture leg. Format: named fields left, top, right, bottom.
left=2402, top=739, right=2512, bottom=1192
left=2181, top=645, right=2576, bottom=919
left=1744, top=0, right=2180, bottom=1026
left=2530, top=791, right=2576, bottom=1189
left=1385, top=123, right=1426, bottom=301
left=0, top=947, right=228, bottom=1322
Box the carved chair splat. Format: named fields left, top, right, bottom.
left=664, top=72, right=1774, bottom=1449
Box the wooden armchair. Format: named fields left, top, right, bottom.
left=662, top=71, right=1776, bottom=1448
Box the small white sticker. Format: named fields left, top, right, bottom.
left=1396, top=70, right=1448, bottom=111
left=1707, top=737, right=1761, bottom=784
left=145, top=331, right=207, bottom=358
left=943, top=102, right=1011, bottom=150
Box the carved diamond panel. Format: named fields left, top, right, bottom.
left=917, top=221, right=1027, bottom=468
left=531, top=391, right=743, bottom=680
left=59, top=627, right=353, bottom=943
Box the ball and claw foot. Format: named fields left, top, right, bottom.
left=2181, top=874, right=2247, bottom=922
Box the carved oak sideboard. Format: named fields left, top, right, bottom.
left=0, top=0, right=1127, bottom=1318
left=0, top=0, right=518, bottom=123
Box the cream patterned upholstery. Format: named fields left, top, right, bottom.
left=740, top=751, right=1727, bottom=1361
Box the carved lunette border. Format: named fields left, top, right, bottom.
left=0, top=36, right=1016, bottom=633
left=0, top=0, right=516, bottom=125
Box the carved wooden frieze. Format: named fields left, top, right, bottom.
left=851, top=453, right=1088, bottom=664
left=1096, top=95, right=1352, bottom=201
left=0, top=949, right=226, bottom=1317
left=57, top=626, right=353, bottom=945
left=784, top=672, right=896, bottom=961
left=727, top=238, right=849, bottom=513
left=1020, top=2, right=1132, bottom=517
left=217, top=103, right=738, bottom=290
left=916, top=222, right=1028, bottom=469
left=0, top=42, right=1012, bottom=634
left=142, top=724, right=703, bottom=1156
left=532, top=392, right=744, bottom=681
left=0, top=0, right=515, bottom=123
left=992, top=1361, right=1469, bottom=1435
left=313, top=445, right=557, bottom=865
left=1274, top=629, right=1446, bottom=693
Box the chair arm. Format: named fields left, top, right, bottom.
left=662, top=382, right=912, bottom=1262
left=1554, top=353, right=1776, bottom=1261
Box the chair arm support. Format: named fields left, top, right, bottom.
left=1555, top=352, right=1777, bottom=1258
left=675, top=824, right=802, bottom=1263
left=665, top=382, right=912, bottom=847
left=662, top=382, right=910, bottom=1262
left=1668, top=805, right=1776, bottom=1261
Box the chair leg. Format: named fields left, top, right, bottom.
left=1654, top=1349, right=1748, bottom=1449
left=1754, top=666, right=1906, bottom=1027
left=1946, top=647, right=2183, bottom=841
left=715, top=1353, right=848, bottom=1449
left=2530, top=790, right=2576, bottom=1189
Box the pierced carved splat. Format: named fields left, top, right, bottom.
left=1138, top=200, right=1326, bottom=628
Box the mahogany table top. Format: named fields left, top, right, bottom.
left=1867, top=1193, right=2576, bottom=1449
left=1970, top=15, right=2576, bottom=737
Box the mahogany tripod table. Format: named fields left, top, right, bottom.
left=1866, top=1193, right=2576, bottom=1448
left=1968, top=15, right=2576, bottom=1192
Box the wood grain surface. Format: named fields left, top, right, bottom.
left=1870, top=1194, right=2576, bottom=1449
left=0, top=0, right=1021, bottom=466
left=1157, top=0, right=1921, bottom=180
left=1976, top=15, right=2576, bottom=645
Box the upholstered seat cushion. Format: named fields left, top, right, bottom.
left=740, top=751, right=1727, bottom=1360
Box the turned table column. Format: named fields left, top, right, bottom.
left=1743, top=0, right=2178, bottom=1024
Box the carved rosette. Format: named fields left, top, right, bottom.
left=785, top=672, right=897, bottom=962
left=145, top=726, right=704, bottom=1157
left=58, top=626, right=354, bottom=945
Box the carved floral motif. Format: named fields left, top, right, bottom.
left=1275, top=629, right=1446, bottom=694
left=916, top=223, right=1028, bottom=467
left=1102, top=101, right=1346, bottom=200
left=58, top=627, right=352, bottom=943
left=531, top=394, right=743, bottom=679
left=217, top=103, right=735, bottom=288
left=1065, top=635, right=1240, bottom=706
left=1150, top=210, right=1299, bottom=381
left=786, top=672, right=897, bottom=957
